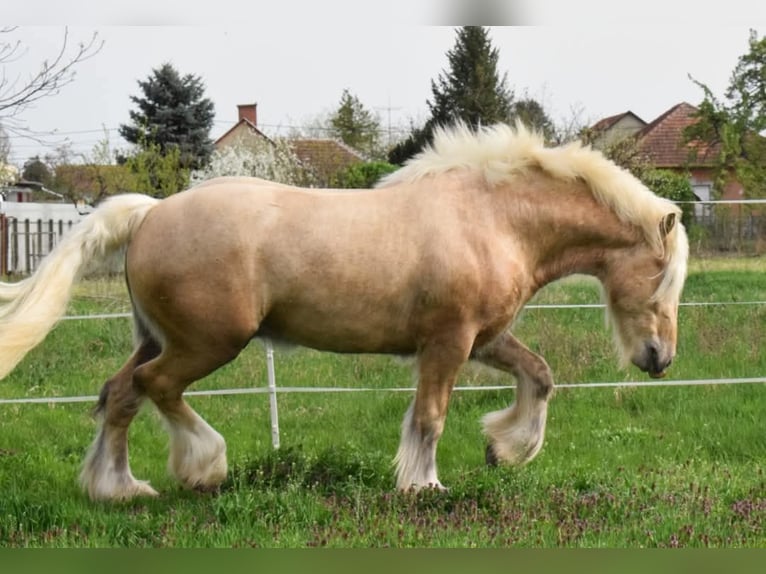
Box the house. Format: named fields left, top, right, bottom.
left=288, top=138, right=366, bottom=186
left=591, top=103, right=766, bottom=252
left=214, top=103, right=272, bottom=149
left=590, top=102, right=744, bottom=203
left=214, top=103, right=365, bottom=186
left=0, top=180, right=65, bottom=204
left=589, top=111, right=647, bottom=149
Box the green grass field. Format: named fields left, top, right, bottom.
left=0, top=257, right=764, bottom=547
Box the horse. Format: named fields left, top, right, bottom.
left=0, top=123, right=689, bottom=501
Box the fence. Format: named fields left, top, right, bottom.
left=682, top=199, right=766, bottom=254
left=0, top=216, right=77, bottom=275
left=1, top=300, right=764, bottom=450
left=0, top=201, right=88, bottom=276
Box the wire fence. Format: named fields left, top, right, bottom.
left=678, top=199, right=766, bottom=255
left=2, top=300, right=765, bottom=449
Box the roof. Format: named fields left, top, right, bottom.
left=635, top=102, right=719, bottom=167
left=214, top=106, right=365, bottom=185
left=590, top=102, right=721, bottom=169
left=1, top=180, right=65, bottom=201
left=591, top=111, right=646, bottom=133
left=214, top=118, right=270, bottom=146
left=289, top=139, right=364, bottom=182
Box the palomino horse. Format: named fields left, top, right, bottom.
left=0, top=123, right=688, bottom=501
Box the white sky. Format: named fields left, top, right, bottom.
left=3, top=1, right=766, bottom=165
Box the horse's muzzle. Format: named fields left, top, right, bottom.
left=633, top=341, right=673, bottom=379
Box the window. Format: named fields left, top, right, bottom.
left=692, top=183, right=713, bottom=221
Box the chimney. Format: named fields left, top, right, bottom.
left=237, top=103, right=257, bottom=126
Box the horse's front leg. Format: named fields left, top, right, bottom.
left=473, top=331, right=554, bottom=466
left=395, top=329, right=474, bottom=491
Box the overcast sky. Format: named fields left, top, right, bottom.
left=3, top=2, right=766, bottom=166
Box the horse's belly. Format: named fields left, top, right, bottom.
left=257, top=303, right=417, bottom=355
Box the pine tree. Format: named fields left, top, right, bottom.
left=329, top=89, right=382, bottom=158
left=428, top=26, right=513, bottom=128
left=119, top=63, right=215, bottom=170
left=389, top=26, right=513, bottom=164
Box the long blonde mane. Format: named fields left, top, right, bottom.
left=378, top=122, right=688, bottom=304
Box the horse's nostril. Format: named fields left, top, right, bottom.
left=643, top=342, right=667, bottom=375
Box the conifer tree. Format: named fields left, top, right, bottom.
left=389, top=26, right=513, bottom=164
left=329, top=89, right=382, bottom=159
left=428, top=26, right=513, bottom=128
left=120, top=63, right=215, bottom=170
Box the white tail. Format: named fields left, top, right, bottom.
left=0, top=194, right=159, bottom=379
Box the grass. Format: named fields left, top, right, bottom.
left=0, top=257, right=764, bottom=547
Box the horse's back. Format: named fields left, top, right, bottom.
left=125, top=177, right=514, bottom=355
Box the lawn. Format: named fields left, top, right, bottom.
left=0, top=257, right=764, bottom=547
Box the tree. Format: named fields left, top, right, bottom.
left=510, top=96, right=556, bottom=142
left=684, top=29, right=766, bottom=198
left=119, top=63, right=215, bottom=170
left=0, top=124, right=15, bottom=185
left=0, top=123, right=10, bottom=165
left=21, top=155, right=53, bottom=187
left=389, top=26, right=513, bottom=164
left=329, top=89, right=382, bottom=159
left=580, top=126, right=652, bottom=179
left=428, top=26, right=513, bottom=129
left=50, top=128, right=188, bottom=204
left=190, top=138, right=314, bottom=187
left=124, top=142, right=190, bottom=198
left=52, top=131, right=136, bottom=205
left=0, top=27, right=102, bottom=134
left=641, top=169, right=697, bottom=228
left=331, top=161, right=398, bottom=189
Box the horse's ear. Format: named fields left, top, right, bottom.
left=660, top=212, right=676, bottom=238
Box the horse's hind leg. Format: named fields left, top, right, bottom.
left=132, top=345, right=240, bottom=492
left=474, top=332, right=554, bottom=466
left=80, top=338, right=161, bottom=501
left=395, top=329, right=474, bottom=490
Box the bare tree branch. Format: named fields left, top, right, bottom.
left=0, top=27, right=103, bottom=134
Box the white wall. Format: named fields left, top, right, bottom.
left=1, top=201, right=90, bottom=221
left=1, top=202, right=91, bottom=275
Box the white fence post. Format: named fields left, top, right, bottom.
left=265, top=339, right=280, bottom=449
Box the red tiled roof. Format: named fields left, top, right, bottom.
left=635, top=102, right=719, bottom=167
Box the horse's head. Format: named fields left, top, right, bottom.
left=602, top=212, right=689, bottom=378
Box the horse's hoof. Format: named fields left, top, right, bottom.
left=485, top=443, right=499, bottom=467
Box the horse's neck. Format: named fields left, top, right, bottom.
left=509, top=183, right=643, bottom=290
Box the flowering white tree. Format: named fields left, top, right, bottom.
left=0, top=124, right=12, bottom=184
left=191, top=137, right=314, bottom=186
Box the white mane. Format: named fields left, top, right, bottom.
left=378, top=122, right=688, bottom=304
